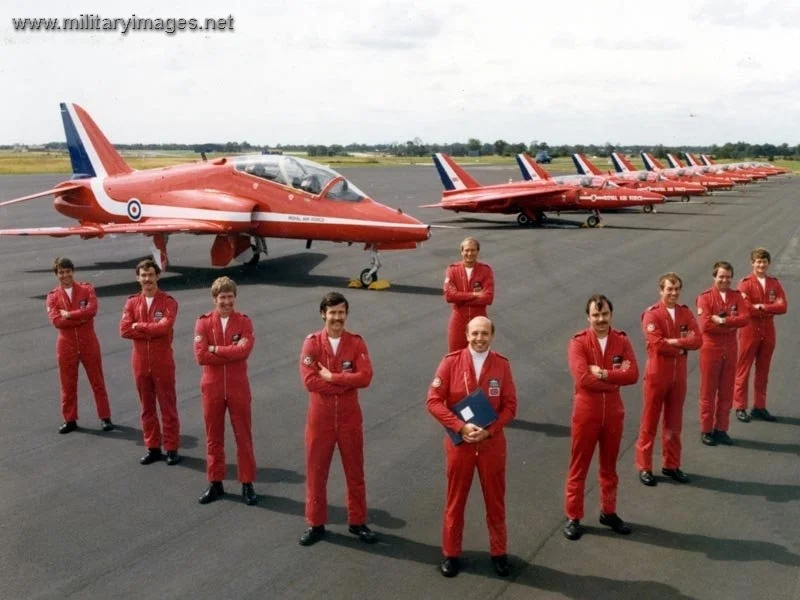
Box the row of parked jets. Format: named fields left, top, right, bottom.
left=423, top=151, right=789, bottom=228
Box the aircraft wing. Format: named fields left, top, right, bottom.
left=0, top=183, right=85, bottom=208
left=0, top=218, right=246, bottom=238
left=420, top=185, right=572, bottom=210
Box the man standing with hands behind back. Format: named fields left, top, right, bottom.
left=298, top=292, right=376, bottom=547
left=120, top=258, right=181, bottom=466
left=696, top=261, right=750, bottom=446
left=443, top=237, right=494, bottom=352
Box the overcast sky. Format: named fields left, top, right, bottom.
left=1, top=0, right=798, bottom=146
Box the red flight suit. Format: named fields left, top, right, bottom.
left=299, top=330, right=373, bottom=527
left=635, top=303, right=702, bottom=472
left=566, top=329, right=638, bottom=520
left=193, top=311, right=256, bottom=483
left=696, top=287, right=750, bottom=433
left=443, top=262, right=494, bottom=352
left=46, top=282, right=111, bottom=422
left=426, top=348, right=517, bottom=558
left=120, top=291, right=181, bottom=452
left=734, top=274, right=787, bottom=411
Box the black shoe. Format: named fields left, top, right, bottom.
left=735, top=409, right=751, bottom=423
left=661, top=468, right=690, bottom=483
left=348, top=524, right=378, bottom=544
left=299, top=525, right=326, bottom=546
left=701, top=432, right=717, bottom=446
left=198, top=481, right=224, bottom=504
left=713, top=430, right=734, bottom=445
left=599, top=512, right=632, bottom=535
left=100, top=419, right=115, bottom=432
left=439, top=556, right=461, bottom=578
left=165, top=451, right=181, bottom=466
left=242, top=483, right=258, bottom=506
left=58, top=420, right=78, bottom=434
left=139, top=448, right=164, bottom=465
left=639, top=470, right=657, bottom=487
left=563, top=519, right=583, bottom=540
left=491, top=554, right=510, bottom=577
left=751, top=408, right=777, bottom=422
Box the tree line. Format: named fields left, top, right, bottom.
left=4, top=140, right=798, bottom=161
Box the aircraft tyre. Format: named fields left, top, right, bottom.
left=586, top=215, right=600, bottom=228
left=681, top=195, right=690, bottom=202
left=642, top=204, right=655, bottom=214
left=360, top=268, right=378, bottom=287
left=517, top=213, right=531, bottom=227
left=244, top=244, right=260, bottom=266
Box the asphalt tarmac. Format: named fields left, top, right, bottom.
left=0, top=166, right=798, bottom=600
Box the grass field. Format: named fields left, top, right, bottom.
left=0, top=150, right=796, bottom=175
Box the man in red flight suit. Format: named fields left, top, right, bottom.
left=696, top=261, right=750, bottom=446
left=635, top=273, right=702, bottom=487
left=46, top=257, right=113, bottom=434
left=298, top=292, right=377, bottom=547
left=193, top=276, right=258, bottom=506
left=564, top=295, right=639, bottom=541
left=443, top=237, right=494, bottom=352
left=734, top=248, right=788, bottom=423
left=426, top=316, right=517, bottom=578
left=120, top=258, right=181, bottom=466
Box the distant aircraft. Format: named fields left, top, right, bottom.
left=0, top=103, right=431, bottom=288
left=639, top=153, right=736, bottom=192
left=421, top=153, right=664, bottom=228
left=571, top=153, right=707, bottom=202
left=668, top=153, right=753, bottom=183
left=699, top=154, right=789, bottom=176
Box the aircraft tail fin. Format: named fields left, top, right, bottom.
left=641, top=152, right=664, bottom=171
left=60, top=103, right=133, bottom=179
left=666, top=153, right=684, bottom=168
left=683, top=152, right=701, bottom=167
left=432, top=153, right=479, bottom=190
left=609, top=152, right=634, bottom=173
left=701, top=154, right=715, bottom=165
left=515, top=153, right=551, bottom=181
left=572, top=153, right=603, bottom=176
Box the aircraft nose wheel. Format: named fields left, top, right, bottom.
left=586, top=214, right=600, bottom=228
left=360, top=268, right=377, bottom=286
left=517, top=213, right=531, bottom=227
left=681, top=195, right=691, bottom=202
left=350, top=248, right=389, bottom=290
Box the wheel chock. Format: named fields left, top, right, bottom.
left=348, top=279, right=364, bottom=288
left=367, top=279, right=391, bottom=290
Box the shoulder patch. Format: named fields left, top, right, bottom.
left=646, top=323, right=656, bottom=332
left=302, top=355, right=314, bottom=366
left=431, top=376, right=442, bottom=388
left=194, top=334, right=203, bottom=343
left=697, top=307, right=703, bottom=315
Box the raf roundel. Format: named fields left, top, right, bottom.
left=303, top=355, right=314, bottom=366
left=126, top=198, right=143, bottom=221
left=431, top=376, right=442, bottom=388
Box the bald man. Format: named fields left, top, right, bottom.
left=426, top=316, right=517, bottom=578
left=443, top=238, right=495, bottom=352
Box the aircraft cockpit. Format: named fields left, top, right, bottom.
left=579, top=176, right=619, bottom=189
left=235, top=155, right=367, bottom=202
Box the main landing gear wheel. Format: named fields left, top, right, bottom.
left=642, top=204, right=655, bottom=214
left=586, top=215, right=600, bottom=228
left=359, top=268, right=377, bottom=286
left=244, top=244, right=260, bottom=266
left=681, top=195, right=691, bottom=203
left=517, top=213, right=531, bottom=227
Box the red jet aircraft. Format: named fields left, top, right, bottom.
left=572, top=153, right=708, bottom=202
left=699, top=154, right=789, bottom=176
left=639, top=153, right=736, bottom=192
left=0, top=103, right=430, bottom=288
left=422, top=153, right=664, bottom=228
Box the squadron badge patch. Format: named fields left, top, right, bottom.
left=303, top=355, right=314, bottom=366
left=646, top=323, right=656, bottom=332
left=431, top=376, right=442, bottom=388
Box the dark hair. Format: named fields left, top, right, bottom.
left=585, top=294, right=613, bottom=315
left=53, top=256, right=75, bottom=273
left=658, top=272, right=683, bottom=290
left=135, top=258, right=161, bottom=276
left=713, top=261, right=734, bottom=277
left=750, top=247, right=771, bottom=263
left=320, top=291, right=348, bottom=314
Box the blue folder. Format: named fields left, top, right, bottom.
left=446, top=388, right=498, bottom=445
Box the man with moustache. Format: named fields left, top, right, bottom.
left=636, top=273, right=702, bottom=487
left=734, top=248, right=788, bottom=422
left=120, top=258, right=181, bottom=466
left=298, top=292, right=376, bottom=547
left=193, top=276, right=258, bottom=506
left=564, top=295, right=639, bottom=541
left=426, top=316, right=517, bottom=578
left=46, top=256, right=114, bottom=434
left=696, top=261, right=750, bottom=446
left=443, top=237, right=495, bottom=352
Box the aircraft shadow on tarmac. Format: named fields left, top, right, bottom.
left=29, top=252, right=443, bottom=298
left=770, top=415, right=800, bottom=426
left=177, top=455, right=305, bottom=484
left=688, top=473, right=800, bottom=503
left=79, top=423, right=199, bottom=450
left=506, top=419, right=571, bottom=438
left=729, top=437, right=800, bottom=455
left=591, top=524, right=800, bottom=566
left=322, top=531, right=695, bottom=599
left=433, top=217, right=691, bottom=233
